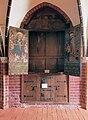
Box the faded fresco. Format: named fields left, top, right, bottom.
left=64, top=24, right=81, bottom=76
left=65, top=25, right=80, bottom=62
left=8, top=26, right=28, bottom=75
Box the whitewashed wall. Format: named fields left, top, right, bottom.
left=80, top=0, right=88, bottom=56
left=0, top=0, right=8, bottom=42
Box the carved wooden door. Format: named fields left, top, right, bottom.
left=54, top=75, right=68, bottom=102
left=22, top=75, right=40, bottom=102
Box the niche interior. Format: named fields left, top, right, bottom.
left=23, top=6, right=69, bottom=73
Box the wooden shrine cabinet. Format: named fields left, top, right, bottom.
left=21, top=74, right=69, bottom=103
left=8, top=6, right=81, bottom=104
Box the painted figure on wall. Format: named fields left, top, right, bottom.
left=64, top=25, right=81, bottom=76
left=65, top=42, right=72, bottom=61
left=9, top=28, right=28, bottom=62
left=9, top=26, right=28, bottom=75
left=65, top=28, right=80, bottom=62
left=12, top=32, right=24, bottom=56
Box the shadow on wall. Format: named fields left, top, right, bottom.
left=0, top=27, right=4, bottom=57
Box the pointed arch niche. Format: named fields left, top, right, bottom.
left=20, top=2, right=72, bottom=28
left=20, top=2, right=74, bottom=74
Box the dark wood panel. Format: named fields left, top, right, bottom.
left=22, top=75, right=40, bottom=102
left=29, top=58, right=45, bottom=72
left=45, top=58, right=58, bottom=72
left=29, top=32, right=45, bottom=57
left=46, top=32, right=58, bottom=57
left=29, top=31, right=64, bottom=73
left=55, top=80, right=68, bottom=102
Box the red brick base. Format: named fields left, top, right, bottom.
left=0, top=57, right=87, bottom=109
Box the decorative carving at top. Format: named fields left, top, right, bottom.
left=24, top=14, right=66, bottom=31
left=20, top=2, right=72, bottom=29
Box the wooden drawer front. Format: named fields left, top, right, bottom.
left=22, top=75, right=68, bottom=103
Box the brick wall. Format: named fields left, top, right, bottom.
left=80, top=58, right=88, bottom=109
left=9, top=75, right=21, bottom=108
left=69, top=76, right=82, bottom=106
left=86, top=62, right=88, bottom=109
left=80, top=62, right=87, bottom=109
left=0, top=59, right=3, bottom=108
left=80, top=60, right=88, bottom=110
left=0, top=57, right=8, bottom=109
left=3, top=75, right=9, bottom=109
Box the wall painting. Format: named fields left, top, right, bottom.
left=8, top=26, right=28, bottom=75
left=64, top=24, right=81, bottom=76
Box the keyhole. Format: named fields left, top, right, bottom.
left=56, top=87, right=58, bottom=90
left=32, top=86, right=35, bottom=91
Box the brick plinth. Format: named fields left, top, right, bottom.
left=0, top=57, right=87, bottom=109
left=4, top=74, right=82, bottom=108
